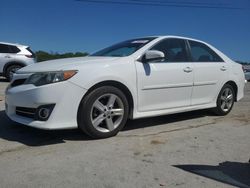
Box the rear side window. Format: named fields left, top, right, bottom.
left=9, top=45, right=20, bottom=53
left=0, top=44, right=11, bottom=53
left=188, top=40, right=223, bottom=62
left=150, top=38, right=189, bottom=62
left=0, top=44, right=21, bottom=53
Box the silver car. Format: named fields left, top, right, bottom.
left=0, top=42, right=36, bottom=81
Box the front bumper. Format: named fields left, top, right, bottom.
left=5, top=81, right=87, bottom=130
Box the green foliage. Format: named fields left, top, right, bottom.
left=36, top=51, right=89, bottom=62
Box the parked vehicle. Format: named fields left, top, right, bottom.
left=0, top=42, right=36, bottom=81
left=243, top=67, right=250, bottom=81
left=5, top=36, right=245, bottom=138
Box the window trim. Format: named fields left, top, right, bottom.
left=187, top=40, right=224, bottom=63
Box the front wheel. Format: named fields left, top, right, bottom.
left=212, top=84, right=235, bottom=116
left=78, top=86, right=129, bottom=139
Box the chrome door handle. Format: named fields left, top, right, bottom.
left=183, top=67, right=193, bottom=73
left=220, top=66, right=227, bottom=71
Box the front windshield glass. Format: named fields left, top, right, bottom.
left=91, top=37, right=157, bottom=57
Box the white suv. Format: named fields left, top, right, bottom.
left=0, top=42, right=36, bottom=81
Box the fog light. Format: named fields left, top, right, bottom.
left=38, top=108, right=50, bottom=119
left=35, top=104, right=55, bottom=121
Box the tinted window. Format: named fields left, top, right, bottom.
left=9, top=45, right=20, bottom=53
left=189, top=40, right=223, bottom=62
left=0, top=44, right=11, bottom=53
left=91, top=37, right=156, bottom=57
left=150, top=39, right=189, bottom=62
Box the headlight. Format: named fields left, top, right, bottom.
left=24, top=70, right=78, bottom=86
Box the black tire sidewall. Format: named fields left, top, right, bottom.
left=78, top=86, right=129, bottom=139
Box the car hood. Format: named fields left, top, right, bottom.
left=17, top=56, right=121, bottom=73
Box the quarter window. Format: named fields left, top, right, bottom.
left=9, top=45, right=20, bottom=53
left=150, top=39, right=189, bottom=62
left=188, top=40, right=223, bottom=62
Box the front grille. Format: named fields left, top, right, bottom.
left=11, top=79, right=26, bottom=87
left=16, top=106, right=36, bottom=119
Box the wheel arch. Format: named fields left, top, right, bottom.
left=3, top=61, right=26, bottom=76
left=79, top=80, right=135, bottom=119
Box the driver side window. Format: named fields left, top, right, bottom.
left=150, top=38, right=189, bottom=62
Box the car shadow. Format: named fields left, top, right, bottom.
left=174, top=161, right=250, bottom=188
left=0, top=109, right=211, bottom=146
left=0, top=78, right=8, bottom=82
left=124, top=110, right=210, bottom=131
left=0, top=110, right=91, bottom=146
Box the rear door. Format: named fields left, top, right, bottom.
left=136, top=38, right=194, bottom=112
left=187, top=40, right=229, bottom=105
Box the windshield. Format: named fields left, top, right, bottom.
left=91, top=37, right=157, bottom=57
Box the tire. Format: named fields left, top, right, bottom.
left=78, top=86, right=129, bottom=139
left=6, top=64, right=23, bottom=81
left=212, top=84, right=235, bottom=116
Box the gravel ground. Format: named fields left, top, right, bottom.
left=0, top=78, right=249, bottom=188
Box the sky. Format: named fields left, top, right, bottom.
left=1, top=0, right=250, bottom=61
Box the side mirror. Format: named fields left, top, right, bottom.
left=143, top=50, right=165, bottom=63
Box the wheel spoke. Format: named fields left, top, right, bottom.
left=111, top=108, right=124, bottom=116
left=221, top=101, right=226, bottom=110
left=93, top=114, right=105, bottom=128
left=221, top=95, right=226, bottom=101
left=107, top=94, right=117, bottom=108
left=106, top=118, right=114, bottom=131
left=227, top=94, right=233, bottom=100
left=224, top=88, right=229, bottom=97
left=93, top=100, right=106, bottom=112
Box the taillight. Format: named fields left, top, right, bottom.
left=25, top=55, right=33, bottom=58
left=26, top=47, right=36, bottom=58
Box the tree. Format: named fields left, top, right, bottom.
left=35, top=51, right=89, bottom=62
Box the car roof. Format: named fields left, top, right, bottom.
left=149, top=35, right=207, bottom=43
left=0, top=41, right=28, bottom=48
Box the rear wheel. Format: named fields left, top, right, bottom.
left=78, top=86, right=129, bottom=139
left=6, top=64, right=23, bottom=81
left=213, top=84, right=235, bottom=116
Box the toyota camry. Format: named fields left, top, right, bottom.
left=5, top=36, right=245, bottom=138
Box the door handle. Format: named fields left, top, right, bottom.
left=4, top=55, right=11, bottom=58
left=183, top=67, right=193, bottom=73
left=220, top=66, right=227, bottom=71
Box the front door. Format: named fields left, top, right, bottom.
left=136, top=38, right=194, bottom=112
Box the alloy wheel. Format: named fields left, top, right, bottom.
left=220, top=87, right=234, bottom=112
left=90, top=93, right=124, bottom=133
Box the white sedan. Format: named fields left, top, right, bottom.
left=5, top=36, right=245, bottom=138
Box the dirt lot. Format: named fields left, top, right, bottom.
left=0, top=78, right=249, bottom=188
